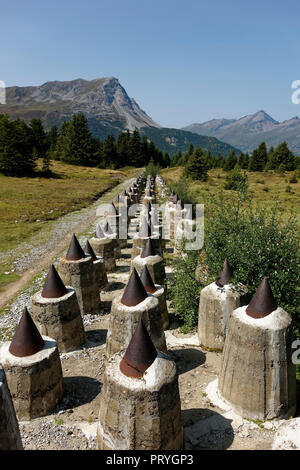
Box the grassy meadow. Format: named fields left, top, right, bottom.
left=161, top=167, right=300, bottom=227
left=0, top=161, right=138, bottom=289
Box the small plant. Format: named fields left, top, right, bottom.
left=262, top=186, right=269, bottom=192
left=223, top=169, right=248, bottom=192
left=286, top=185, right=292, bottom=193
left=55, top=418, right=64, bottom=426
left=290, top=174, right=298, bottom=184
left=256, top=179, right=265, bottom=184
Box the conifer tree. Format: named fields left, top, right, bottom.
left=184, top=146, right=209, bottom=181
left=223, top=150, right=237, bottom=171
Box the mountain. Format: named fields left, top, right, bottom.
left=139, top=127, right=240, bottom=157
left=1, top=77, right=161, bottom=137
left=0, top=76, right=240, bottom=157
left=183, top=111, right=300, bottom=154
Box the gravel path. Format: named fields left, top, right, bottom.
left=0, top=175, right=137, bottom=337
left=0, top=175, right=137, bottom=311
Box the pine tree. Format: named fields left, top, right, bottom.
left=248, top=142, right=267, bottom=171
left=224, top=150, right=237, bottom=171
left=268, top=142, right=296, bottom=171
left=30, top=118, right=48, bottom=159
left=184, top=146, right=209, bottom=181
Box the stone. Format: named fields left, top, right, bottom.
left=58, top=254, right=101, bottom=315
left=218, top=304, right=296, bottom=421
left=131, top=253, right=166, bottom=286
left=198, top=281, right=246, bottom=351
left=89, top=237, right=116, bottom=273
left=0, top=337, right=64, bottom=420
left=0, top=369, right=23, bottom=449
left=106, top=294, right=167, bottom=358
left=97, top=350, right=183, bottom=450
left=31, top=288, right=85, bottom=353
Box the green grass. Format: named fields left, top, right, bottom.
left=161, top=167, right=300, bottom=228
left=0, top=160, right=139, bottom=291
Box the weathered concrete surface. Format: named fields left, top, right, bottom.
left=31, top=288, right=85, bottom=353
left=218, top=306, right=297, bottom=421
left=93, top=257, right=108, bottom=291
left=106, top=294, right=167, bottom=358
left=89, top=237, right=116, bottom=273
left=0, top=369, right=23, bottom=449
left=58, top=255, right=101, bottom=315
left=198, top=282, right=245, bottom=351
left=97, top=351, right=183, bottom=450
left=0, top=337, right=64, bottom=420
left=131, top=254, right=166, bottom=286
left=131, top=235, right=162, bottom=261
left=272, top=418, right=300, bottom=449
left=152, top=284, right=169, bottom=330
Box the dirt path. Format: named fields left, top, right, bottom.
left=0, top=175, right=137, bottom=310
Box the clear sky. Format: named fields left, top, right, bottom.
left=1, top=0, right=300, bottom=127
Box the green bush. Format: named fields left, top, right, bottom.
left=168, top=248, right=202, bottom=332
left=168, top=183, right=300, bottom=336
left=223, top=169, right=248, bottom=191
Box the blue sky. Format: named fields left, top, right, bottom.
left=1, top=0, right=300, bottom=127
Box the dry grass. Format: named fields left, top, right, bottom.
left=161, top=167, right=300, bottom=227
left=0, top=161, right=138, bottom=289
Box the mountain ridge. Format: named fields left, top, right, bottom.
left=183, top=110, right=300, bottom=154
left=0, top=76, right=240, bottom=157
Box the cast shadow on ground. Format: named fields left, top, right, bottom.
left=182, top=408, right=234, bottom=450
left=85, top=329, right=107, bottom=348
left=59, top=376, right=103, bottom=410
left=117, top=265, right=130, bottom=273
left=168, top=348, right=206, bottom=374
left=106, top=281, right=126, bottom=292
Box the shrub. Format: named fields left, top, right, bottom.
left=290, top=174, right=298, bottom=184
left=223, top=169, right=248, bottom=191
left=262, top=186, right=269, bottom=192
left=256, top=179, right=265, bottom=184
left=286, top=185, right=292, bottom=193
left=169, top=185, right=300, bottom=336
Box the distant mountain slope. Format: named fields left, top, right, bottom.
left=183, top=111, right=300, bottom=154
left=139, top=127, right=240, bottom=157
left=0, top=76, right=241, bottom=157
left=0, top=77, right=161, bottom=132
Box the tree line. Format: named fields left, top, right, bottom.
left=0, top=113, right=171, bottom=176
left=173, top=141, right=300, bottom=181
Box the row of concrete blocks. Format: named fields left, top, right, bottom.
left=198, top=279, right=297, bottom=422
left=0, top=174, right=149, bottom=448
left=97, top=177, right=185, bottom=449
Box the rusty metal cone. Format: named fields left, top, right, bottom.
left=141, top=238, right=156, bottom=258
left=96, top=224, right=105, bottom=239
left=215, top=258, right=233, bottom=287
left=104, top=220, right=113, bottom=235
left=9, top=307, right=45, bottom=358
left=139, top=217, right=151, bottom=238
left=140, top=265, right=157, bottom=294
left=65, top=234, right=85, bottom=261
left=121, top=268, right=148, bottom=307
left=84, top=240, right=97, bottom=262
left=41, top=264, right=67, bottom=298
left=120, top=318, right=157, bottom=378
left=246, top=277, right=277, bottom=319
